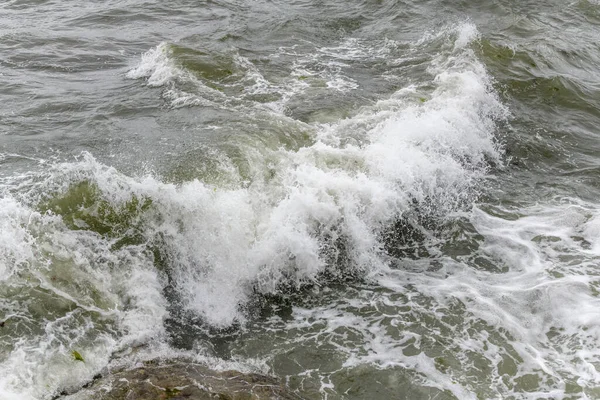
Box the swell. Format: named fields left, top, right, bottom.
left=0, top=22, right=507, bottom=399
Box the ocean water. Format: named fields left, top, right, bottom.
left=1, top=0, right=600, bottom=399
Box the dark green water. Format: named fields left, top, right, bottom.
left=1, top=1, right=600, bottom=399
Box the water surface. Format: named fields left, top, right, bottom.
left=1, top=1, right=600, bottom=399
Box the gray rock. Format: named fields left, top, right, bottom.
left=63, top=361, right=304, bottom=400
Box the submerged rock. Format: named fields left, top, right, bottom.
left=63, top=361, right=304, bottom=400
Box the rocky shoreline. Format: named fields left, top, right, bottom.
left=62, top=361, right=304, bottom=400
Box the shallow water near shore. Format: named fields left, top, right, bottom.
left=1, top=1, right=600, bottom=399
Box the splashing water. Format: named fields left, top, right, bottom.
left=1, top=12, right=599, bottom=400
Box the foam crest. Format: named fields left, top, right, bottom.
left=126, top=42, right=226, bottom=108
left=57, top=23, right=502, bottom=328
left=126, top=42, right=176, bottom=87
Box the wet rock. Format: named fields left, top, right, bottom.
left=63, top=361, right=304, bottom=400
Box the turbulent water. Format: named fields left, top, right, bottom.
left=1, top=0, right=600, bottom=399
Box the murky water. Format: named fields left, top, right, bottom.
left=1, top=1, right=600, bottom=399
